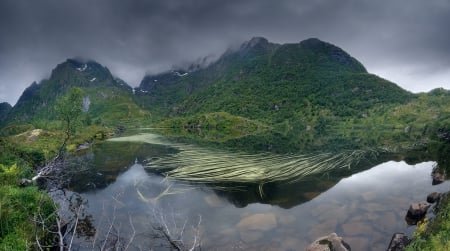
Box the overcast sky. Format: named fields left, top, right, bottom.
left=1, top=0, right=449, bottom=105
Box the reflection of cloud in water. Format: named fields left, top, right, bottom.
left=309, top=160, right=450, bottom=205
left=110, top=133, right=378, bottom=184
left=339, top=161, right=435, bottom=189
left=115, top=163, right=149, bottom=185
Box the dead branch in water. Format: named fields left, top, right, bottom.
left=152, top=207, right=202, bottom=251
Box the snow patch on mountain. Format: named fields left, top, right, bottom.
left=77, top=64, right=87, bottom=71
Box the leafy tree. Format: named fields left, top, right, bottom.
left=55, top=87, right=84, bottom=154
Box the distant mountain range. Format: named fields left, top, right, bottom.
left=1, top=37, right=448, bottom=136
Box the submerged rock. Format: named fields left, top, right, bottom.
left=239, top=230, right=264, bottom=243
left=306, top=232, right=351, bottom=251
left=427, top=192, right=441, bottom=204
left=387, top=233, right=411, bottom=251
left=341, top=221, right=372, bottom=236
left=345, top=237, right=369, bottom=251
left=236, top=213, right=277, bottom=244
left=236, top=213, right=277, bottom=231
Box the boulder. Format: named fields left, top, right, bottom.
left=406, top=201, right=431, bottom=220
left=306, top=232, right=351, bottom=251
left=427, top=192, right=441, bottom=203
left=431, top=167, right=445, bottom=185
left=387, top=233, right=411, bottom=251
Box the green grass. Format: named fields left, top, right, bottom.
left=0, top=163, right=55, bottom=250
left=407, top=193, right=450, bottom=251
left=0, top=123, right=114, bottom=250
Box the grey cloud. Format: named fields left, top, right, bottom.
left=0, top=0, right=449, bottom=105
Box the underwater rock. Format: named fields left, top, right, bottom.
left=316, top=204, right=350, bottom=224
left=341, top=221, right=372, bottom=236
left=345, top=237, right=369, bottom=250
left=306, top=232, right=351, bottom=251
left=372, top=211, right=397, bottom=232
left=387, top=233, right=411, bottom=251
left=239, top=230, right=264, bottom=243
left=236, top=213, right=277, bottom=231
left=427, top=192, right=441, bottom=203
left=277, top=214, right=296, bottom=226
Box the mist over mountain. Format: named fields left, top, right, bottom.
left=135, top=37, right=412, bottom=123
left=0, top=37, right=440, bottom=132
left=1, top=59, right=148, bottom=126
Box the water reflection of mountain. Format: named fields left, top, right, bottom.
left=208, top=151, right=436, bottom=209
left=67, top=141, right=177, bottom=192
left=66, top=132, right=448, bottom=210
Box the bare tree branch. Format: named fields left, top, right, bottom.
left=124, top=213, right=136, bottom=251
left=68, top=204, right=83, bottom=250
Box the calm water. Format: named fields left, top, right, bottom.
left=66, top=133, right=450, bottom=251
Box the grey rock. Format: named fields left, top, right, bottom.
left=432, top=167, right=446, bottom=185
left=306, top=232, right=351, bottom=251
left=427, top=192, right=441, bottom=203
left=387, top=233, right=411, bottom=251
left=406, top=201, right=431, bottom=219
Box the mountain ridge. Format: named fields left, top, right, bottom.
left=135, top=37, right=412, bottom=123
left=1, top=37, right=440, bottom=136
left=1, top=59, right=149, bottom=127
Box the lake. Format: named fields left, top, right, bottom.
left=64, top=132, right=450, bottom=250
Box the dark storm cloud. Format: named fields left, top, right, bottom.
left=0, top=0, right=449, bottom=105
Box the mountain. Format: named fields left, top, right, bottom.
left=1, top=37, right=426, bottom=136
left=135, top=37, right=413, bottom=126
left=2, top=59, right=150, bottom=127
left=0, top=102, right=12, bottom=123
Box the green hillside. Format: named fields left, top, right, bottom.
left=0, top=102, right=12, bottom=123
left=2, top=37, right=449, bottom=147
left=130, top=37, right=450, bottom=152
left=2, top=59, right=150, bottom=128
left=135, top=37, right=413, bottom=127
